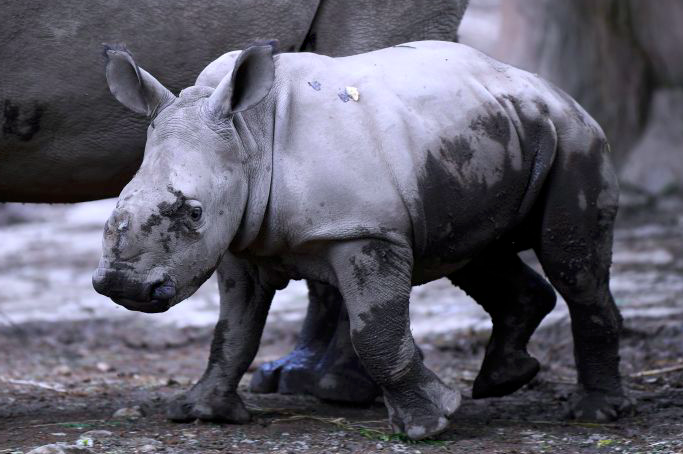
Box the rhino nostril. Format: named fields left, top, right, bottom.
left=151, top=281, right=176, bottom=300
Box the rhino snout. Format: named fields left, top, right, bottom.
left=92, top=267, right=176, bottom=313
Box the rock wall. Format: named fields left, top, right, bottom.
left=492, top=0, right=683, bottom=195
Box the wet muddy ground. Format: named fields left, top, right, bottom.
left=1, top=192, right=682, bottom=453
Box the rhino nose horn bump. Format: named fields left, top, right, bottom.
left=106, top=210, right=132, bottom=234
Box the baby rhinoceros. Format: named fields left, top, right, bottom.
left=93, top=41, right=627, bottom=440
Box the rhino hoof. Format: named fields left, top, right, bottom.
left=385, top=379, right=461, bottom=440
left=167, top=390, right=251, bottom=424
left=472, top=353, right=540, bottom=399
left=567, top=391, right=634, bottom=422
left=250, top=349, right=318, bottom=395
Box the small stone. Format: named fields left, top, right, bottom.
left=139, top=445, right=159, bottom=453
left=96, top=362, right=114, bottom=372
left=112, top=406, right=144, bottom=419
left=127, top=438, right=162, bottom=448
left=27, top=446, right=64, bottom=454
left=52, top=365, right=72, bottom=376
left=79, top=430, right=113, bottom=440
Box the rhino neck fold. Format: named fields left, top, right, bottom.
left=229, top=108, right=274, bottom=251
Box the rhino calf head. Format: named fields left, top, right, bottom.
left=92, top=44, right=276, bottom=312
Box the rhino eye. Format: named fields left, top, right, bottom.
left=190, top=206, right=203, bottom=221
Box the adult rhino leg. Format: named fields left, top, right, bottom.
left=449, top=251, right=556, bottom=398
left=330, top=239, right=460, bottom=440
left=534, top=145, right=630, bottom=421
left=167, top=256, right=274, bottom=423
left=312, top=298, right=380, bottom=404
left=249, top=280, right=340, bottom=395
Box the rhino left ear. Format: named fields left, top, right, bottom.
left=104, top=44, right=175, bottom=117
left=208, top=43, right=276, bottom=117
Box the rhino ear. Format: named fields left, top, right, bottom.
left=208, top=43, right=276, bottom=117
left=104, top=45, right=174, bottom=117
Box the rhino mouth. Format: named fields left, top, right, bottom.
left=112, top=297, right=171, bottom=313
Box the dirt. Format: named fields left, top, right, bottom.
left=1, top=193, right=682, bottom=454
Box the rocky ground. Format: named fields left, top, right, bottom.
left=1, top=190, right=682, bottom=453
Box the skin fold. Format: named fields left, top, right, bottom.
left=93, top=41, right=627, bottom=440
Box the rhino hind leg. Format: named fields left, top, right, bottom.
left=250, top=281, right=380, bottom=404
left=450, top=252, right=557, bottom=399
left=311, top=301, right=380, bottom=404
left=250, top=280, right=340, bottom=395
left=534, top=145, right=631, bottom=421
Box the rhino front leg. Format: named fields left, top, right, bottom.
left=312, top=298, right=381, bottom=404
left=330, top=240, right=460, bottom=440
left=167, top=256, right=274, bottom=424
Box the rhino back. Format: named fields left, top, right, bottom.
left=264, top=42, right=572, bottom=266
left=306, top=0, right=468, bottom=56
left=0, top=0, right=318, bottom=202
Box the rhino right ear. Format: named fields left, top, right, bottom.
left=207, top=42, right=276, bottom=117
left=104, top=45, right=174, bottom=116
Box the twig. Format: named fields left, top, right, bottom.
left=0, top=377, right=66, bottom=393
left=630, top=363, right=683, bottom=378
left=7, top=418, right=110, bottom=431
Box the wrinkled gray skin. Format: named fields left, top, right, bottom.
left=1, top=0, right=468, bottom=408
left=94, top=41, right=627, bottom=440
left=0, top=0, right=466, bottom=202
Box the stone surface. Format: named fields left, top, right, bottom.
left=620, top=89, right=683, bottom=195
left=466, top=0, right=683, bottom=195
left=112, top=406, right=144, bottom=419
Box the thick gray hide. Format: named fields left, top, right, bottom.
left=0, top=0, right=467, bottom=202
left=96, top=41, right=626, bottom=439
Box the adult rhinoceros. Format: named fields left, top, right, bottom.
left=0, top=0, right=470, bottom=405
left=0, top=0, right=467, bottom=202
left=93, top=40, right=627, bottom=439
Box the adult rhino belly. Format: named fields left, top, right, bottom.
left=0, top=0, right=317, bottom=203
left=0, top=105, right=147, bottom=202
